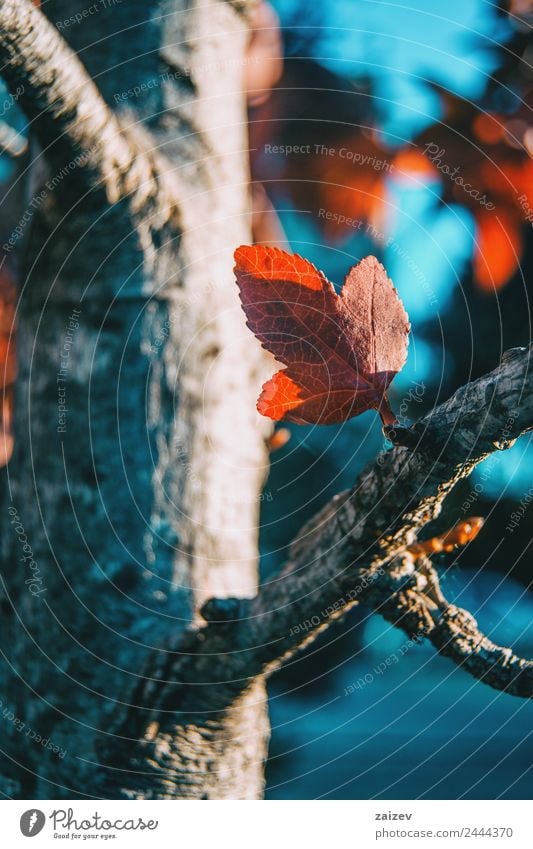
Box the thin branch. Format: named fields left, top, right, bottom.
left=430, top=602, right=533, bottom=697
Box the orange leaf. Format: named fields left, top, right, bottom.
left=235, top=246, right=409, bottom=426
left=473, top=209, right=522, bottom=291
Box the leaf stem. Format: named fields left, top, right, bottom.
left=378, top=395, right=397, bottom=427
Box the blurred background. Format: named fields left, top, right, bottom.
left=1, top=0, right=532, bottom=800
left=248, top=0, right=533, bottom=799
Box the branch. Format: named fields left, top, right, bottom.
left=102, top=344, right=533, bottom=776
left=0, top=0, right=180, bottom=214
left=226, top=344, right=533, bottom=689
left=430, top=601, right=533, bottom=696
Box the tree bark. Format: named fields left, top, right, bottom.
left=95, top=346, right=533, bottom=797
left=0, top=0, right=531, bottom=803
left=0, top=0, right=270, bottom=799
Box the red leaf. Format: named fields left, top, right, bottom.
left=234, top=246, right=409, bottom=426
left=0, top=265, right=17, bottom=467
left=473, top=208, right=522, bottom=292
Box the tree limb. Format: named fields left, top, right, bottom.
left=0, top=0, right=181, bottom=215
left=119, top=344, right=533, bottom=739
left=430, top=600, right=533, bottom=696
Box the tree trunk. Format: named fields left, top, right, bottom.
left=0, top=0, right=271, bottom=799
left=3, top=0, right=532, bottom=803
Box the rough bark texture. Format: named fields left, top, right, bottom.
left=99, top=346, right=533, bottom=794
left=0, top=0, right=270, bottom=799
left=0, top=0, right=531, bottom=802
